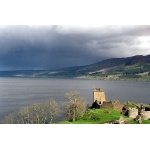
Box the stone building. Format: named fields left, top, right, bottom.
left=101, top=100, right=123, bottom=112
left=93, top=88, right=106, bottom=104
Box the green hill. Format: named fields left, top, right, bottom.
left=59, top=108, right=133, bottom=124
left=1, top=54, right=150, bottom=81
left=59, top=108, right=150, bottom=124
left=57, top=54, right=150, bottom=81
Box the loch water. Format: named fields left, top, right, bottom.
left=0, top=77, right=150, bottom=121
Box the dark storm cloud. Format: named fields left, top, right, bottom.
left=0, top=25, right=150, bottom=70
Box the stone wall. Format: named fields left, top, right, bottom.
left=141, top=111, right=150, bottom=120
left=101, top=101, right=113, bottom=109
left=128, top=108, right=138, bottom=119
left=101, top=100, right=123, bottom=112
left=112, top=100, right=123, bottom=112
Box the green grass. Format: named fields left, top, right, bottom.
left=124, top=101, right=139, bottom=108
left=58, top=103, right=150, bottom=124
left=140, top=120, right=150, bottom=124
left=58, top=108, right=150, bottom=124
left=59, top=108, right=124, bottom=124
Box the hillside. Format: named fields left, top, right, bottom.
left=56, top=54, right=150, bottom=81
left=0, top=54, right=150, bottom=81
left=59, top=109, right=128, bottom=124
left=59, top=108, right=150, bottom=124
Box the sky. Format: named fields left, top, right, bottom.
left=0, top=0, right=150, bottom=71
left=0, top=25, right=150, bottom=70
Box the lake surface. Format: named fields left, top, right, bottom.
left=0, top=77, right=150, bottom=121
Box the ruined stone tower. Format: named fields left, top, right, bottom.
left=93, top=88, right=106, bottom=104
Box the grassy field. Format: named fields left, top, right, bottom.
left=59, top=108, right=150, bottom=124
left=59, top=109, right=129, bottom=124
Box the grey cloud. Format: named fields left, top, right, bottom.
left=0, top=25, right=150, bottom=70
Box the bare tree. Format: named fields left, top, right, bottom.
left=29, top=103, right=48, bottom=124
left=1, top=99, right=59, bottom=124
left=45, top=98, right=59, bottom=123
left=1, top=113, right=16, bottom=124
left=63, top=91, right=87, bottom=122
left=19, top=107, right=31, bottom=124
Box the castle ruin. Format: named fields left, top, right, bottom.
left=92, top=88, right=150, bottom=123
left=93, top=88, right=106, bottom=104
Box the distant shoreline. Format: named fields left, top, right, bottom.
left=1, top=75, right=150, bottom=82
left=76, top=76, right=150, bottom=82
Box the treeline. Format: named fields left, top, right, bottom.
left=1, top=91, right=87, bottom=124
left=123, top=65, right=150, bottom=76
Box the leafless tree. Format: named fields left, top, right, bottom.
left=1, top=113, right=16, bottom=124
left=45, top=98, right=59, bottom=123
left=63, top=91, right=87, bottom=122
left=1, top=99, right=59, bottom=124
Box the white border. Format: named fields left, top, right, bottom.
left=0, top=0, right=150, bottom=25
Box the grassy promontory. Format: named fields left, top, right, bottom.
left=59, top=101, right=150, bottom=124
left=59, top=108, right=133, bottom=124
left=59, top=109, right=126, bottom=124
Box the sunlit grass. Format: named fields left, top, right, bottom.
left=59, top=109, right=124, bottom=124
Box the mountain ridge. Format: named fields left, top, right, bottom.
left=0, top=54, right=150, bottom=81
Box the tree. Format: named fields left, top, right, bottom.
left=1, top=99, right=59, bottom=124
left=45, top=98, right=59, bottom=123
left=63, top=91, right=87, bottom=122
left=29, top=103, right=48, bottom=124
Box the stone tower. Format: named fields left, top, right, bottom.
left=93, top=88, right=106, bottom=104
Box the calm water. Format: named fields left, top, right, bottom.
left=0, top=77, right=150, bottom=121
